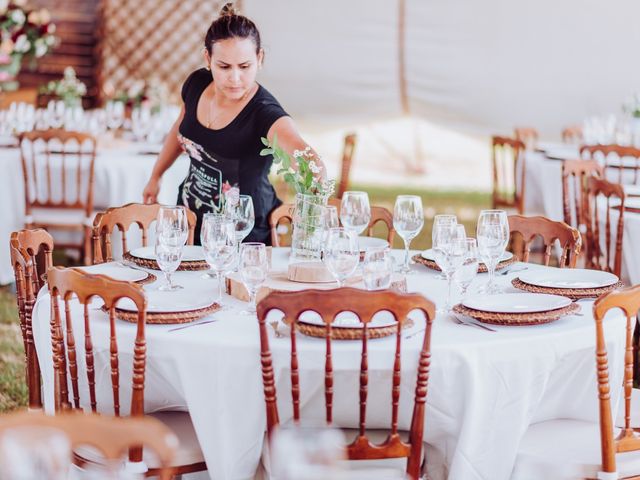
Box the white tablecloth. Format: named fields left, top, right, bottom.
left=0, top=144, right=189, bottom=284
left=524, top=150, right=640, bottom=285
left=31, top=249, right=627, bottom=480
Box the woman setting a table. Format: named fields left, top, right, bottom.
left=141, top=3, right=325, bottom=245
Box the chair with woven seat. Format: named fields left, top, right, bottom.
left=337, top=133, right=357, bottom=198
left=0, top=411, right=178, bottom=480
left=584, top=177, right=626, bottom=277
left=580, top=144, right=640, bottom=185
left=511, top=285, right=640, bottom=480
left=19, top=130, right=97, bottom=264
left=562, top=125, right=584, bottom=144
left=508, top=215, right=581, bottom=267
left=256, top=288, right=436, bottom=480
left=491, top=136, right=526, bottom=214
left=9, top=228, right=54, bottom=410
left=92, top=203, right=198, bottom=264
left=47, top=267, right=207, bottom=477
left=514, top=127, right=539, bottom=151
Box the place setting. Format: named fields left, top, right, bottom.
left=512, top=268, right=623, bottom=300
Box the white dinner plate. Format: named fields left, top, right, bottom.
left=545, top=146, right=580, bottom=160
left=358, top=237, right=389, bottom=251
left=624, top=184, right=640, bottom=197
left=535, top=142, right=564, bottom=153
left=518, top=268, right=618, bottom=289
left=116, top=288, right=216, bottom=313
left=299, top=310, right=397, bottom=329
left=463, top=293, right=572, bottom=313
left=421, top=249, right=513, bottom=263
left=76, top=264, right=148, bottom=282
left=129, top=245, right=205, bottom=262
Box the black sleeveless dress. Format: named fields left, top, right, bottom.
left=176, top=68, right=287, bottom=244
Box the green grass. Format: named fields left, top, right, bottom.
left=0, top=185, right=490, bottom=414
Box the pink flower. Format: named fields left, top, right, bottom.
left=0, top=53, right=10, bottom=64
left=221, top=181, right=231, bottom=194
left=0, top=71, right=12, bottom=81
left=225, top=187, right=240, bottom=207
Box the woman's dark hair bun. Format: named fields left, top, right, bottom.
left=219, top=2, right=236, bottom=17
left=204, top=3, right=262, bottom=55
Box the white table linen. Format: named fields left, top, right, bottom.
left=524, top=151, right=640, bottom=285
left=31, top=249, right=627, bottom=480
left=0, top=144, right=189, bottom=284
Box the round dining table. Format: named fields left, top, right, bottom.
left=31, top=248, right=627, bottom=480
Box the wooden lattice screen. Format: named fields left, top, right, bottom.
left=97, top=0, right=243, bottom=104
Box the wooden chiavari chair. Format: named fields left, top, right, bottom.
left=561, top=125, right=584, bottom=144
left=92, top=203, right=197, bottom=264
left=9, top=228, right=54, bottom=410
left=0, top=411, right=178, bottom=480
left=269, top=201, right=395, bottom=247
left=491, top=136, right=526, bottom=214
left=580, top=144, right=640, bottom=185
left=511, top=286, right=640, bottom=479
left=47, top=267, right=206, bottom=477
left=19, top=130, right=97, bottom=264
left=256, top=288, right=436, bottom=480
left=514, top=127, right=539, bottom=151
left=337, top=133, right=357, bottom=198
left=562, top=160, right=604, bottom=232
left=507, top=215, right=581, bottom=267
left=585, top=177, right=626, bottom=277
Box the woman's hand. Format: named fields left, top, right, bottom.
left=142, top=177, right=160, bottom=204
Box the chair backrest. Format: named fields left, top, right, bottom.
left=0, top=411, right=177, bottom=480
left=561, top=159, right=604, bottom=231
left=593, top=286, right=640, bottom=476
left=507, top=215, right=581, bottom=267
left=336, top=133, right=357, bottom=199
left=491, top=136, right=526, bottom=213
left=580, top=144, right=640, bottom=185
left=256, top=288, right=435, bottom=480
left=585, top=177, right=625, bottom=276
left=47, top=267, right=147, bottom=423
left=269, top=200, right=395, bottom=247
left=561, top=125, right=583, bottom=144
left=19, top=130, right=97, bottom=217
left=92, top=203, right=198, bottom=263
left=514, top=127, right=539, bottom=150
left=10, top=228, right=54, bottom=293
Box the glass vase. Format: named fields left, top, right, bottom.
left=289, top=193, right=327, bottom=266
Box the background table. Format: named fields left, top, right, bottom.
left=0, top=143, right=189, bottom=284
left=31, top=249, right=627, bottom=480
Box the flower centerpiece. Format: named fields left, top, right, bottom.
left=38, top=66, right=86, bottom=107
left=0, top=1, right=57, bottom=92
left=260, top=135, right=335, bottom=270
left=114, top=77, right=169, bottom=114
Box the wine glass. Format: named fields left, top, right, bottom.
left=393, top=195, right=424, bottom=274
left=476, top=210, right=509, bottom=294
left=362, top=246, right=393, bottom=291
left=432, top=214, right=457, bottom=278
left=323, top=228, right=359, bottom=288
left=131, top=105, right=152, bottom=141
left=226, top=195, right=255, bottom=263
left=105, top=100, right=125, bottom=131
left=454, top=237, right=479, bottom=300
left=239, top=242, right=269, bottom=316
left=201, top=214, right=237, bottom=303
left=46, top=100, right=65, bottom=129
left=340, top=191, right=371, bottom=236
left=433, top=224, right=467, bottom=312
left=155, top=206, right=188, bottom=291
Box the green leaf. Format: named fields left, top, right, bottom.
left=260, top=137, right=270, bottom=147
left=259, top=148, right=273, bottom=156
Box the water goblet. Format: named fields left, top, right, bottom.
left=432, top=214, right=457, bottom=278
left=226, top=194, right=255, bottom=267
left=105, top=100, right=125, bottom=131
left=323, top=227, right=359, bottom=288
left=393, top=195, right=424, bottom=274
left=476, top=210, right=509, bottom=294
left=433, top=224, right=467, bottom=312
left=239, top=242, right=269, bottom=316
left=155, top=235, right=182, bottom=291
left=454, top=237, right=479, bottom=300
left=201, top=214, right=237, bottom=303
left=362, top=246, right=393, bottom=291
left=157, top=205, right=189, bottom=245
left=340, top=191, right=371, bottom=236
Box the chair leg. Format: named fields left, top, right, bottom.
left=634, top=315, right=640, bottom=387
left=83, top=226, right=92, bottom=265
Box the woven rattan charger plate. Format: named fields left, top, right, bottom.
left=452, top=302, right=580, bottom=326
left=295, top=320, right=411, bottom=340
left=412, top=254, right=517, bottom=273
left=511, top=277, right=624, bottom=300
left=111, top=302, right=221, bottom=325
left=123, top=251, right=209, bottom=272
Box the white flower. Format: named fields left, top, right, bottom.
left=292, top=149, right=302, bottom=158
left=45, top=34, right=55, bottom=46
left=10, top=8, right=26, bottom=25
left=39, top=8, right=51, bottom=24
left=14, top=35, right=30, bottom=53
left=34, top=38, right=47, bottom=58
left=308, top=160, right=320, bottom=174
left=27, top=10, right=40, bottom=24
left=13, top=0, right=27, bottom=6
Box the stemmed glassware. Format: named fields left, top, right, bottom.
left=225, top=194, right=255, bottom=267
left=432, top=214, right=457, bottom=278
left=340, top=191, right=371, bottom=236
left=131, top=105, right=152, bottom=141
left=46, top=100, right=65, bottom=129
left=454, top=238, right=479, bottom=300
left=201, top=213, right=237, bottom=303
left=362, top=246, right=393, bottom=291
left=105, top=100, right=125, bottom=131
left=476, top=210, right=509, bottom=294
left=393, top=195, right=424, bottom=274
left=433, top=223, right=467, bottom=312
left=155, top=206, right=188, bottom=291
left=323, top=227, right=359, bottom=288
left=239, top=242, right=269, bottom=316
